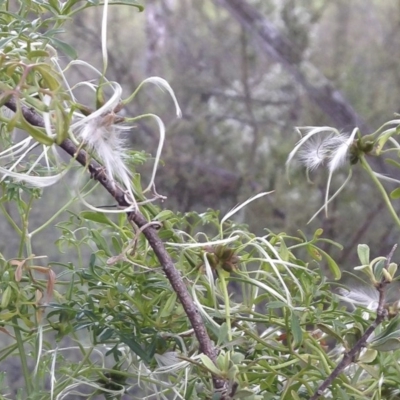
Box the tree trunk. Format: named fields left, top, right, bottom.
left=214, top=0, right=367, bottom=132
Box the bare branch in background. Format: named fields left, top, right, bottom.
left=214, top=0, right=366, bottom=132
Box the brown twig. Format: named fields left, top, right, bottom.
left=310, top=245, right=397, bottom=400
left=4, top=97, right=229, bottom=398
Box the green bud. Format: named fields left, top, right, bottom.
left=2, top=271, right=10, bottom=283
left=388, top=262, right=398, bottom=278
left=1, top=286, right=12, bottom=309
left=382, top=268, right=393, bottom=283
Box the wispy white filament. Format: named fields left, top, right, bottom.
left=133, top=77, right=182, bottom=118
left=338, top=286, right=379, bottom=319
left=286, top=126, right=339, bottom=170
left=0, top=165, right=68, bottom=187
left=290, top=130, right=354, bottom=173
left=328, top=128, right=358, bottom=172
left=77, top=114, right=133, bottom=193
left=287, top=126, right=357, bottom=219
left=297, top=135, right=332, bottom=171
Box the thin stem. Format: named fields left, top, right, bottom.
left=360, top=156, right=400, bottom=230
left=12, top=316, right=32, bottom=395
left=218, top=269, right=232, bottom=342
left=0, top=201, right=21, bottom=235
left=17, top=194, right=34, bottom=258
left=30, top=195, right=76, bottom=236
left=16, top=195, right=36, bottom=393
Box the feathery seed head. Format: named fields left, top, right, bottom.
left=76, top=109, right=135, bottom=197
left=287, top=127, right=359, bottom=221
left=294, top=131, right=355, bottom=173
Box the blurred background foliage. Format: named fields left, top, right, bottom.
left=3, top=0, right=400, bottom=273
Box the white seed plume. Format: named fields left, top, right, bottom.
left=69, top=75, right=182, bottom=206
left=77, top=112, right=134, bottom=198
left=289, top=129, right=356, bottom=173
left=338, top=286, right=379, bottom=311
left=287, top=127, right=358, bottom=220
left=338, top=286, right=380, bottom=320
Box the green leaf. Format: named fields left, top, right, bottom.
left=185, top=382, right=195, bottom=400
left=91, top=229, right=111, bottom=256
left=98, top=327, right=114, bottom=341
left=48, top=37, right=78, bottom=59
left=372, top=315, right=400, bottom=340
left=66, top=274, right=75, bottom=300
left=376, top=130, right=397, bottom=155
left=159, top=292, right=177, bottom=317
left=89, top=253, right=96, bottom=268
left=216, top=323, right=229, bottom=346
left=1, top=286, right=12, bottom=309
left=27, top=50, right=50, bottom=59
left=357, top=348, right=377, bottom=363
left=80, top=211, right=114, bottom=227
left=232, top=389, right=258, bottom=399
left=318, top=248, right=341, bottom=280
left=54, top=103, right=70, bottom=144
left=48, top=0, right=61, bottom=12
left=154, top=209, right=176, bottom=222
left=158, top=229, right=174, bottom=240
left=19, top=111, right=54, bottom=145
left=386, top=158, right=400, bottom=169
left=34, top=64, right=61, bottom=91
left=370, top=335, right=400, bottom=352
left=266, top=301, right=287, bottom=309
left=369, top=316, right=400, bottom=351
left=317, top=323, right=344, bottom=344
left=291, top=312, right=303, bottom=347
left=111, top=236, right=122, bottom=253
left=278, top=237, right=289, bottom=261
left=119, top=333, right=150, bottom=362
left=390, top=187, right=400, bottom=199
left=306, top=244, right=322, bottom=261
left=199, top=354, right=221, bottom=376
left=289, top=391, right=302, bottom=400
left=82, top=0, right=144, bottom=11
left=0, top=36, right=15, bottom=49
left=373, top=259, right=385, bottom=281
left=58, top=0, right=82, bottom=14
left=313, top=228, right=323, bottom=240
left=6, top=107, right=19, bottom=132
left=357, top=244, right=370, bottom=266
